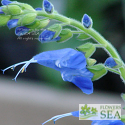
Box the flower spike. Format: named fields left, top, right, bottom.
left=7, top=19, right=18, bottom=29
left=43, top=0, right=54, bottom=14
left=82, top=14, right=92, bottom=28
left=42, top=111, right=78, bottom=125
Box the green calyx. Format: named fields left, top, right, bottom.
left=47, top=24, right=62, bottom=38
left=0, top=15, right=11, bottom=26
left=76, top=43, right=96, bottom=58
left=87, top=64, right=107, bottom=81
left=18, top=13, right=37, bottom=26
left=57, top=29, right=73, bottom=43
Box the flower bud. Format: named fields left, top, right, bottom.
left=82, top=14, right=93, bottom=28
left=104, top=57, right=122, bottom=69
left=7, top=19, right=18, bottom=29
left=15, top=26, right=29, bottom=36
left=43, top=0, right=54, bottom=14
left=57, top=29, right=73, bottom=43
left=35, top=7, right=42, bottom=11
left=87, top=64, right=107, bottom=81
left=77, top=33, right=90, bottom=40
left=0, top=15, right=11, bottom=26
left=18, top=13, right=37, bottom=26
left=76, top=43, right=96, bottom=58
left=47, top=24, right=62, bottom=38
left=86, top=58, right=97, bottom=66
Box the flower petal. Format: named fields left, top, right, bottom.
left=7, top=19, right=18, bottom=29
left=1, top=0, right=13, bottom=5
left=91, top=120, right=124, bottom=125
left=58, top=51, right=86, bottom=69
left=35, top=7, right=42, bottom=11
left=71, top=76, right=93, bottom=94
left=15, top=26, right=29, bottom=36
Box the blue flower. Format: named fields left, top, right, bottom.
left=91, top=120, right=124, bottom=125
left=42, top=111, right=79, bottom=125
left=82, top=14, right=92, bottom=28
left=15, top=26, right=30, bottom=36
left=7, top=19, right=18, bottom=29
left=104, top=57, right=117, bottom=68
left=35, top=7, right=42, bottom=11
left=0, top=7, right=4, bottom=14
left=1, top=0, right=14, bottom=5
left=38, top=29, right=61, bottom=43
left=43, top=0, right=54, bottom=13
left=2, top=48, right=93, bottom=94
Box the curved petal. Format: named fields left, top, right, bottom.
left=7, top=19, right=18, bottom=29
left=71, top=76, right=93, bottom=94
left=15, top=26, right=29, bottom=36
left=71, top=111, right=79, bottom=117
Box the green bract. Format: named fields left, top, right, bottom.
left=77, top=33, right=90, bottom=40
left=0, top=15, right=11, bottom=26
left=76, top=43, right=96, bottom=58
left=47, top=24, right=62, bottom=38
left=57, top=29, right=73, bottom=43
left=37, top=19, right=50, bottom=29
left=87, top=64, right=107, bottom=81
left=18, top=13, right=37, bottom=26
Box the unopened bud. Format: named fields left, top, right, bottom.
left=86, top=58, right=97, bottom=66
left=0, top=15, right=11, bottom=26
left=77, top=33, right=90, bottom=40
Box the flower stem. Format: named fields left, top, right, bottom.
left=37, top=11, right=125, bottom=82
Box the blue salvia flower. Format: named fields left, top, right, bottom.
left=104, top=57, right=117, bottom=68
left=35, top=7, right=42, bottom=11
left=0, top=7, right=4, bottom=14
left=82, top=14, right=92, bottom=28
left=15, top=26, right=30, bottom=36
left=91, top=120, right=124, bottom=125
left=38, top=29, right=61, bottom=43
left=1, top=0, right=14, bottom=5
left=42, top=111, right=79, bottom=125
left=7, top=19, right=18, bottom=29
left=43, top=0, right=54, bottom=13
left=2, top=48, right=93, bottom=94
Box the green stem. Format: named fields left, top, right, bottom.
left=37, top=11, right=125, bottom=82
left=105, top=67, right=120, bottom=75
left=71, top=31, right=84, bottom=34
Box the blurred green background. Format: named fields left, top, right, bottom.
left=0, top=0, right=125, bottom=93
